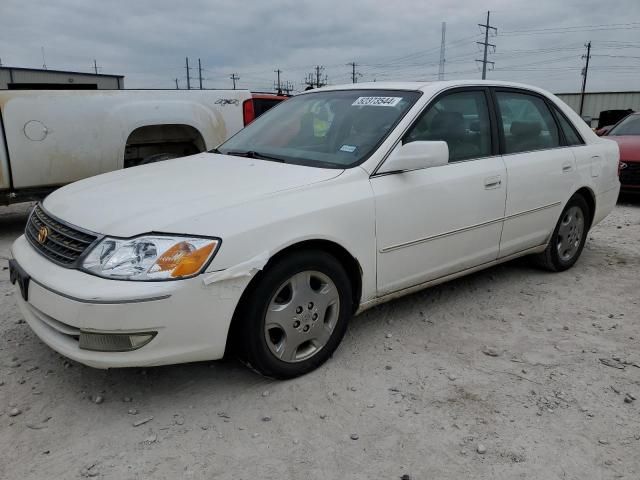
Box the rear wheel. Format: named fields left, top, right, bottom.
left=534, top=194, right=590, bottom=272
left=235, top=251, right=353, bottom=378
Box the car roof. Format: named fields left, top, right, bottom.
left=302, top=80, right=554, bottom=97
left=252, top=93, right=289, bottom=100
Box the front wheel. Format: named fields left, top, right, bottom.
left=235, top=250, right=353, bottom=378
left=534, top=194, right=590, bottom=272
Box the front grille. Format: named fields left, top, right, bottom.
left=621, top=163, right=640, bottom=186
left=25, top=205, right=98, bottom=266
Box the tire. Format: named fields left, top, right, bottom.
left=533, top=194, right=590, bottom=272
left=234, top=250, right=353, bottom=379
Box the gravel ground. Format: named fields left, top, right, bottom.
left=1, top=199, right=639, bottom=480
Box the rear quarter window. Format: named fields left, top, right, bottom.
left=551, top=105, right=584, bottom=146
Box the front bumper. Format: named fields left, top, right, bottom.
left=10, top=235, right=250, bottom=368
left=620, top=162, right=640, bottom=191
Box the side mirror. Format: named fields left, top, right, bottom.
left=377, top=141, right=449, bottom=174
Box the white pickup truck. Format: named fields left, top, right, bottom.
left=0, top=89, right=286, bottom=204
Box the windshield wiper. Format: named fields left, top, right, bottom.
left=223, top=150, right=286, bottom=163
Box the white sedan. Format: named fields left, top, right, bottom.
left=9, top=80, right=620, bottom=378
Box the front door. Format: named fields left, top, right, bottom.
left=371, top=88, right=507, bottom=295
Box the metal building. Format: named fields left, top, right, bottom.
left=0, top=66, right=124, bottom=90
left=555, top=91, right=640, bottom=127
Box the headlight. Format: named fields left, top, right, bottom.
left=82, top=235, right=220, bottom=281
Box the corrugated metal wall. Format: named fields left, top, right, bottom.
left=555, top=92, right=640, bottom=126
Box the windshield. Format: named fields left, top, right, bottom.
left=218, top=89, right=422, bottom=168
left=609, top=114, right=640, bottom=136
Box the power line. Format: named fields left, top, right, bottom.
left=501, top=22, right=640, bottom=35
left=476, top=11, right=497, bottom=79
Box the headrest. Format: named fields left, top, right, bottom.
left=510, top=121, right=541, bottom=137
left=431, top=111, right=465, bottom=138
left=353, top=107, right=397, bottom=133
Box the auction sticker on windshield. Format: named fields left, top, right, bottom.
left=352, top=96, right=402, bottom=107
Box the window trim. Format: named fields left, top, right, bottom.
left=371, top=86, right=500, bottom=177
left=401, top=86, right=498, bottom=161
left=492, top=87, right=566, bottom=156
left=546, top=100, right=586, bottom=146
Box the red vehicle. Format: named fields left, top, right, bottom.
left=243, top=93, right=289, bottom=125
left=603, top=113, right=640, bottom=192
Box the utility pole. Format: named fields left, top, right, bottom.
left=282, top=81, right=294, bottom=95
left=93, top=59, right=99, bottom=75
left=347, top=62, right=361, bottom=83
left=198, top=58, right=203, bottom=89
left=230, top=73, right=239, bottom=89
left=175, top=78, right=179, bottom=89
left=438, top=22, right=446, bottom=80
left=314, top=65, right=326, bottom=88
left=476, top=11, right=497, bottom=79
left=185, top=57, right=191, bottom=90
left=41, top=47, right=47, bottom=70
left=579, top=41, right=592, bottom=117
left=274, top=68, right=282, bottom=94
left=303, top=73, right=315, bottom=90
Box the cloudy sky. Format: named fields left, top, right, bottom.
left=2, top=0, right=639, bottom=93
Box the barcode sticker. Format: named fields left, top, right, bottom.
left=340, top=144, right=357, bottom=153
left=352, top=96, right=402, bottom=107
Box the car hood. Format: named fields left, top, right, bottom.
left=608, top=135, right=640, bottom=162
left=44, top=153, right=343, bottom=237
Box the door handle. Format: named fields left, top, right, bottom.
left=484, top=175, right=502, bottom=189
left=562, top=162, right=573, bottom=173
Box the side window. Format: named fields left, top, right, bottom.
left=405, top=90, right=492, bottom=163
left=496, top=91, right=561, bottom=154
left=552, top=105, right=584, bottom=146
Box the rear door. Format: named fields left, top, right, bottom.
left=494, top=88, right=577, bottom=257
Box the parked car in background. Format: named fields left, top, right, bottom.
left=9, top=80, right=619, bottom=378
left=595, top=109, right=634, bottom=136
left=600, top=112, right=640, bottom=192
left=0, top=90, right=287, bottom=205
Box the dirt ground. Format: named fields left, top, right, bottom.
left=1, top=199, right=639, bottom=480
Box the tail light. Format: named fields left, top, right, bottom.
left=243, top=99, right=255, bottom=126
